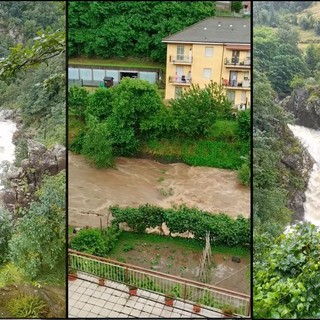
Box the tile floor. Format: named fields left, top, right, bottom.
left=69, top=272, right=223, bottom=318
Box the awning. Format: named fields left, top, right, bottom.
left=226, top=45, right=250, bottom=51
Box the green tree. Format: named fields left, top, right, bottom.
left=81, top=116, right=114, bottom=168
left=68, top=86, right=89, bottom=119
left=9, top=172, right=66, bottom=279
left=169, top=81, right=232, bottom=138
left=86, top=87, right=113, bottom=121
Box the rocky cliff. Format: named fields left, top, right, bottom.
left=1, top=139, right=66, bottom=211
left=281, top=85, right=320, bottom=130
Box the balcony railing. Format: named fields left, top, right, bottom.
left=223, top=78, right=250, bottom=89
left=169, top=75, right=192, bottom=84
left=225, top=57, right=251, bottom=67
left=170, top=55, right=193, bottom=64
left=69, top=249, right=251, bottom=317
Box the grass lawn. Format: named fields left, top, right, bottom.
left=69, top=56, right=164, bottom=70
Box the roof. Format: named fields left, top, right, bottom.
left=162, top=16, right=250, bottom=45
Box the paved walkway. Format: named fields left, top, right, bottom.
left=69, top=273, right=223, bottom=318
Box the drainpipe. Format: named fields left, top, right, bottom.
left=220, top=43, right=225, bottom=86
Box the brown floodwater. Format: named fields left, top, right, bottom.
left=69, top=153, right=250, bottom=227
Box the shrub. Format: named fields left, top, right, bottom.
left=70, top=225, right=122, bottom=256
left=169, top=82, right=232, bottom=138
left=81, top=117, right=114, bottom=167
left=314, top=20, right=320, bottom=36
left=70, top=228, right=106, bottom=256
left=69, top=131, right=85, bottom=154
left=237, top=109, right=251, bottom=141
left=238, top=161, right=251, bottom=187
left=0, top=263, right=25, bottom=288
left=86, top=88, right=113, bottom=121
left=7, top=294, right=47, bottom=318
left=68, top=86, right=88, bottom=118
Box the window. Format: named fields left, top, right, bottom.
left=241, top=91, right=247, bottom=103
left=203, top=68, right=212, bottom=79
left=244, top=71, right=249, bottom=80
left=175, top=87, right=182, bottom=99
left=226, top=90, right=235, bottom=104
left=205, top=47, right=213, bottom=57
left=177, top=46, right=184, bottom=60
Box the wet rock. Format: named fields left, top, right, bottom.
left=27, top=139, right=47, bottom=157
left=7, top=166, right=24, bottom=180
left=1, top=189, right=16, bottom=204
left=281, top=86, right=320, bottom=130
left=42, top=151, right=58, bottom=175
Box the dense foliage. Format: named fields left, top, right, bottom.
left=0, top=0, right=66, bottom=295
left=253, top=2, right=320, bottom=318
left=110, top=204, right=250, bottom=248
left=69, top=79, right=250, bottom=178
left=70, top=225, right=122, bottom=257
left=254, top=223, right=320, bottom=318
left=9, top=172, right=66, bottom=279
left=68, top=1, right=216, bottom=62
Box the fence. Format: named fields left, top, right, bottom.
left=69, top=249, right=250, bottom=317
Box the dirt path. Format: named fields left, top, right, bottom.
left=69, top=153, right=250, bottom=227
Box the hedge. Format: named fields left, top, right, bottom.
left=110, top=204, right=250, bottom=248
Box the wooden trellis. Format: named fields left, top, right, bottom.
left=197, top=232, right=212, bottom=283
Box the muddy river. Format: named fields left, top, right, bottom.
left=69, top=153, right=250, bottom=228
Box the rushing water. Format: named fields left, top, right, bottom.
left=0, top=111, right=16, bottom=189
left=68, top=152, right=250, bottom=227
left=288, top=124, right=320, bottom=226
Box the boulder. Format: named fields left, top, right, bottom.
left=27, top=139, right=47, bottom=158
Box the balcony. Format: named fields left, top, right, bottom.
left=169, top=75, right=191, bottom=85
left=169, top=55, right=193, bottom=64
left=224, top=57, right=251, bottom=68
left=223, top=78, right=250, bottom=90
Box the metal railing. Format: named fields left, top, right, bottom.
left=169, top=55, right=193, bottom=63
left=225, top=58, right=251, bottom=66
left=69, top=249, right=250, bottom=317
left=168, top=75, right=192, bottom=84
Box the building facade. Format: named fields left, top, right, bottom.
left=162, top=16, right=251, bottom=110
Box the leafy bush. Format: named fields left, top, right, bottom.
left=81, top=117, right=114, bottom=167
left=70, top=225, right=122, bottom=256
left=110, top=205, right=250, bottom=248
left=237, top=109, right=251, bottom=141
left=68, top=86, right=89, bottom=118
left=69, top=131, right=85, bottom=154
left=86, top=88, right=113, bottom=121
left=237, top=159, right=251, bottom=186
left=7, top=294, right=47, bottom=318
left=70, top=228, right=106, bottom=256
left=0, top=207, right=12, bottom=264
left=169, top=82, right=232, bottom=138
left=0, top=263, right=26, bottom=288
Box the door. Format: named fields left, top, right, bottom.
left=176, top=66, right=183, bottom=82
left=232, top=50, right=240, bottom=63
left=230, top=71, right=238, bottom=86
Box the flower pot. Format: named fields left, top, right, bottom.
left=68, top=273, right=78, bottom=281
left=98, top=278, right=105, bottom=286
left=193, top=304, right=201, bottom=313
left=129, top=287, right=138, bottom=296
left=165, top=298, right=174, bottom=307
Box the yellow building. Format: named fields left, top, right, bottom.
left=162, top=16, right=251, bottom=110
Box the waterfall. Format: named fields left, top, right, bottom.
left=288, top=124, right=320, bottom=226
left=0, top=111, right=16, bottom=189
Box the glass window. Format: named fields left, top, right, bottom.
left=175, top=87, right=183, bottom=99
left=226, top=90, right=235, bottom=103
left=177, top=46, right=184, bottom=60
left=203, top=68, right=212, bottom=79
left=205, top=47, right=213, bottom=57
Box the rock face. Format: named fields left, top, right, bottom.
left=281, top=86, right=320, bottom=130
left=0, top=139, right=66, bottom=211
